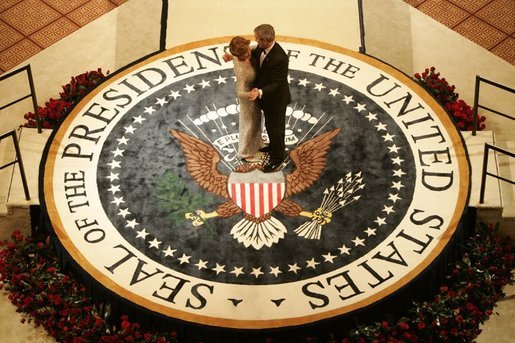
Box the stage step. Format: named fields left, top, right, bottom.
left=497, top=140, right=515, bottom=237
left=463, top=131, right=514, bottom=240
left=463, top=131, right=503, bottom=208
left=0, top=128, right=51, bottom=240
left=0, top=134, right=13, bottom=216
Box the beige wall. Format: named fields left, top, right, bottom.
left=1, top=0, right=513, bottom=141
left=166, top=0, right=361, bottom=50
left=364, top=0, right=514, bottom=141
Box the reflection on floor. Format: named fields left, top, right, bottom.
left=0, top=0, right=513, bottom=74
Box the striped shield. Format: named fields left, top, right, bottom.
left=228, top=169, right=285, bottom=217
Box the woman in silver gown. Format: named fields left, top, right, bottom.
left=229, top=36, right=263, bottom=162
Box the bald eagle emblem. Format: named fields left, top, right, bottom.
left=170, top=128, right=364, bottom=250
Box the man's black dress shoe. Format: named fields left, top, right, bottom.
left=263, top=161, right=281, bottom=173
left=258, top=146, right=270, bottom=153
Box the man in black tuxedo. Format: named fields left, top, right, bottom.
left=248, top=24, right=291, bottom=173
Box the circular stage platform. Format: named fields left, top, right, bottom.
left=41, top=37, right=470, bottom=339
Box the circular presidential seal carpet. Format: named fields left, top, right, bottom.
left=41, top=37, right=470, bottom=337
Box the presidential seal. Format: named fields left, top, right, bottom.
left=42, top=37, right=470, bottom=330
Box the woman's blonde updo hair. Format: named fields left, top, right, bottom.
left=229, top=36, right=250, bottom=60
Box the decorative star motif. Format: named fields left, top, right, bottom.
left=198, top=80, right=210, bottom=88
left=391, top=156, right=404, bottom=165
left=133, top=115, right=146, bottom=124
left=212, top=263, right=226, bottom=275
left=352, top=236, right=365, bottom=246
left=306, top=258, right=320, bottom=269
left=329, top=88, right=340, bottom=96
left=178, top=253, right=191, bottom=264
left=136, top=228, right=149, bottom=239
left=391, top=181, right=404, bottom=190
left=111, top=148, right=124, bottom=157
left=365, top=227, right=377, bottom=236
left=338, top=244, right=351, bottom=255
left=354, top=103, right=366, bottom=112
left=288, top=263, right=301, bottom=274
left=124, top=125, right=136, bottom=134
left=388, top=144, right=401, bottom=153
left=155, top=97, right=168, bottom=106
left=169, top=90, right=181, bottom=100
left=111, top=196, right=124, bottom=206
left=287, top=75, right=294, bottom=83
left=298, top=78, right=311, bottom=86
left=117, top=208, right=130, bottom=218
left=143, top=106, right=156, bottom=115
left=117, top=136, right=129, bottom=145
left=107, top=160, right=121, bottom=169
left=269, top=266, right=282, bottom=277
left=250, top=267, right=264, bottom=278
left=106, top=172, right=119, bottom=181
left=383, top=205, right=395, bottom=214
left=108, top=184, right=121, bottom=194
left=162, top=246, right=177, bottom=257
left=342, top=95, right=354, bottom=104
left=214, top=75, right=227, bottom=84
left=230, top=266, right=244, bottom=277
left=393, top=169, right=406, bottom=177
left=388, top=193, right=402, bottom=202
left=314, top=83, right=326, bottom=91
left=183, top=84, right=195, bottom=93
left=374, top=122, right=387, bottom=131
left=195, top=260, right=208, bottom=270
left=149, top=238, right=161, bottom=249
left=374, top=217, right=387, bottom=226
left=125, top=219, right=139, bottom=229
left=382, top=133, right=395, bottom=141
left=322, top=253, right=337, bottom=263
left=365, top=112, right=378, bottom=121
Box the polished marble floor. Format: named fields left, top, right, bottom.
left=0, top=0, right=514, bottom=74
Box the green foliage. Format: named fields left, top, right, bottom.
left=155, top=172, right=214, bottom=224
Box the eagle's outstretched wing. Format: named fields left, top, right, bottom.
left=170, top=129, right=229, bottom=198
left=285, top=128, right=341, bottom=197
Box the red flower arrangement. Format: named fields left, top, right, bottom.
left=347, top=222, right=512, bottom=342
left=60, top=69, right=108, bottom=103
left=446, top=99, right=486, bottom=131
left=22, top=69, right=108, bottom=129
left=0, top=231, right=177, bottom=343
left=414, top=67, right=486, bottom=131
left=1, top=222, right=512, bottom=342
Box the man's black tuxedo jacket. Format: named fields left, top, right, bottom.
left=251, top=43, right=291, bottom=111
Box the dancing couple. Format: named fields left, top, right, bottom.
left=224, top=24, right=291, bottom=173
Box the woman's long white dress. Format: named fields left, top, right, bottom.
left=233, top=58, right=262, bottom=157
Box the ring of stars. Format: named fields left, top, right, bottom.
left=103, top=72, right=407, bottom=281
